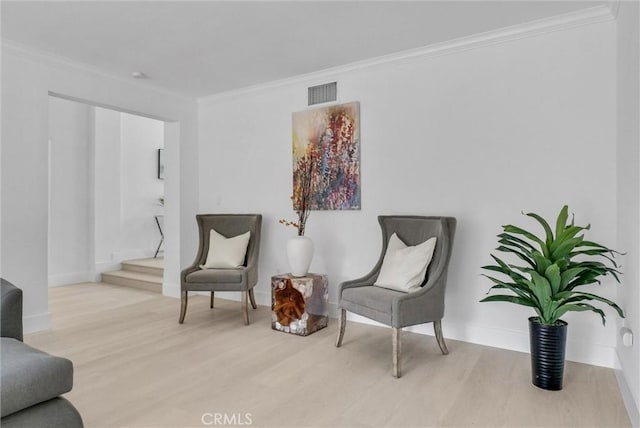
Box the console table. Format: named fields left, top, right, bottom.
left=154, top=215, right=164, bottom=258
left=271, top=273, right=328, bottom=336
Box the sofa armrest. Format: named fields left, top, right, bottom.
left=0, top=338, right=74, bottom=418
left=1, top=279, right=23, bottom=341
left=1, top=397, right=84, bottom=428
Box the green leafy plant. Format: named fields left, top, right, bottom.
left=481, top=205, right=624, bottom=326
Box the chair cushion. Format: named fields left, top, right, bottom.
left=341, top=286, right=404, bottom=325
left=374, top=233, right=436, bottom=293
left=0, top=338, right=73, bottom=417
left=201, top=228, right=251, bottom=268
left=186, top=268, right=243, bottom=284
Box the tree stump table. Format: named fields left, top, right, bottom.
left=271, top=273, right=328, bottom=336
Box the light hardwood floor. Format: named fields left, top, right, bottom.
left=26, top=283, right=630, bottom=428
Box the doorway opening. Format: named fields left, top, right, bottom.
left=47, top=96, right=167, bottom=292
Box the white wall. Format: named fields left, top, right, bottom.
left=198, top=18, right=620, bottom=367
left=616, top=1, right=640, bottom=424
left=119, top=113, right=164, bottom=259
left=94, top=107, right=122, bottom=270
left=1, top=43, right=198, bottom=332
left=2, top=47, right=52, bottom=331
left=48, top=96, right=93, bottom=286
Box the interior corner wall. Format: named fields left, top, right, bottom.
left=1, top=44, right=198, bottom=332
left=198, top=20, right=619, bottom=367
left=616, top=0, right=640, bottom=421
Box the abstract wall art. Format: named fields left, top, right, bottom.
left=292, top=101, right=360, bottom=210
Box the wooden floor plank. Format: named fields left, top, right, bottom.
left=24, top=283, right=631, bottom=428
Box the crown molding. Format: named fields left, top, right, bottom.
left=1, top=3, right=616, bottom=104
left=1, top=39, right=194, bottom=102
left=607, top=0, right=621, bottom=19
left=201, top=4, right=616, bottom=103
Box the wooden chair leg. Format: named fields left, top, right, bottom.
left=210, top=292, right=214, bottom=308
left=179, top=291, right=188, bottom=324
left=336, top=309, right=346, bottom=347
left=248, top=289, right=257, bottom=309
left=241, top=291, right=249, bottom=325
left=392, top=327, right=401, bottom=378
left=434, top=320, right=449, bottom=355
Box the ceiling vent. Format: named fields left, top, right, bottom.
left=308, top=82, right=337, bottom=106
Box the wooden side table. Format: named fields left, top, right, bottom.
left=271, top=273, right=328, bottom=336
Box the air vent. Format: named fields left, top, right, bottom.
left=308, top=82, right=337, bottom=106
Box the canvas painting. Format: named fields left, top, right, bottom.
left=292, top=101, right=360, bottom=210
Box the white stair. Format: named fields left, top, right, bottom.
left=101, top=258, right=164, bottom=293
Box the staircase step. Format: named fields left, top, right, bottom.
left=101, top=270, right=162, bottom=293
left=121, top=258, right=164, bottom=276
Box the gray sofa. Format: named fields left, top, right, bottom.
left=1, top=278, right=83, bottom=428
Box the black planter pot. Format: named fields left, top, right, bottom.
left=529, top=317, right=568, bottom=391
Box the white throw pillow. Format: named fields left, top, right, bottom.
left=374, top=233, right=437, bottom=293
left=201, top=228, right=251, bottom=269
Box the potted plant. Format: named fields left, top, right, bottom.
left=279, top=153, right=314, bottom=276
left=481, top=205, right=624, bottom=390
left=278, top=153, right=312, bottom=237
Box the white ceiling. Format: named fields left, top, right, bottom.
left=1, top=1, right=607, bottom=98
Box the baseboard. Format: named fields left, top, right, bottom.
left=254, top=290, right=617, bottom=367
left=23, top=312, right=51, bottom=334
left=368, top=317, right=615, bottom=368
left=94, top=251, right=158, bottom=279
left=181, top=288, right=617, bottom=368
left=163, top=281, right=180, bottom=298
left=94, top=261, right=123, bottom=280
left=615, top=356, right=640, bottom=427
left=112, top=249, right=156, bottom=261
left=434, top=320, right=615, bottom=367
left=48, top=272, right=94, bottom=287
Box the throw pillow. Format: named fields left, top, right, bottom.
left=201, top=228, right=251, bottom=269
left=374, top=233, right=437, bottom=293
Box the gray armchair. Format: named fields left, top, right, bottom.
left=180, top=214, right=262, bottom=325
left=336, top=216, right=456, bottom=377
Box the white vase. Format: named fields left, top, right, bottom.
left=286, top=236, right=314, bottom=277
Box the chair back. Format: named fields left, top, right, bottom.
left=378, top=216, right=456, bottom=287
left=194, top=214, right=262, bottom=267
